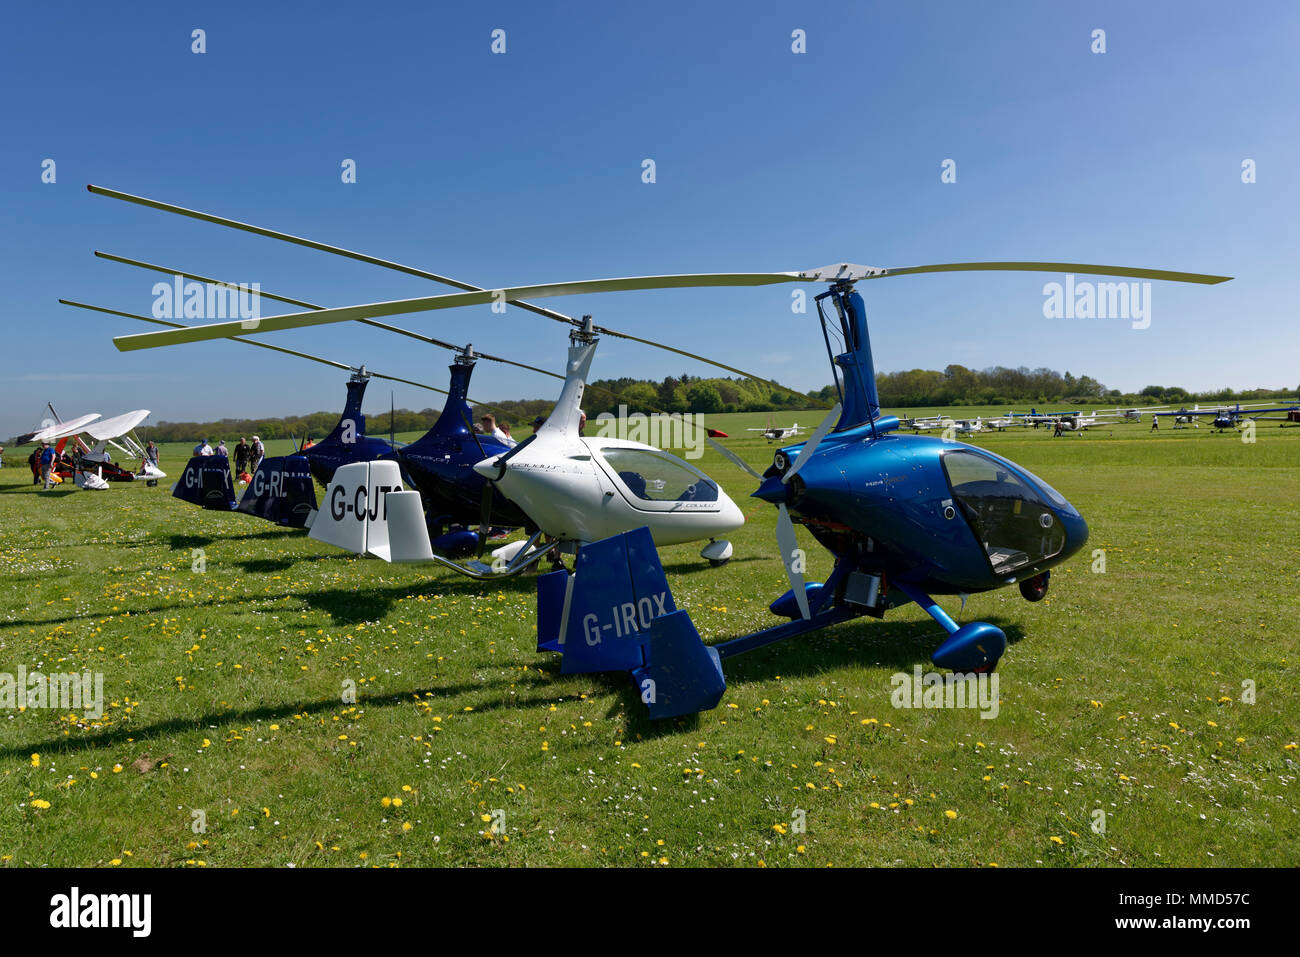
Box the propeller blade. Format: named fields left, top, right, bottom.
left=476, top=483, right=494, bottom=559
left=783, top=403, right=841, bottom=483
left=775, top=504, right=809, bottom=620
left=707, top=437, right=762, bottom=480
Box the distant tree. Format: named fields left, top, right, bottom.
left=686, top=382, right=724, bottom=413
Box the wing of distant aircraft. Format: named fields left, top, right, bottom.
left=24, top=413, right=103, bottom=445
left=84, top=409, right=151, bottom=441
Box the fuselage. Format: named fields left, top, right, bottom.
left=756, top=423, right=1088, bottom=595
left=476, top=435, right=744, bottom=546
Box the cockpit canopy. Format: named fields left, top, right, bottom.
left=598, top=447, right=719, bottom=503
left=941, top=449, right=1066, bottom=576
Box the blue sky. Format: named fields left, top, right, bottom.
left=3, top=0, right=1297, bottom=437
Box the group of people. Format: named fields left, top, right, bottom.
left=192, top=435, right=265, bottom=478
left=474, top=414, right=518, bottom=447
left=30, top=442, right=64, bottom=489
left=473, top=410, right=585, bottom=445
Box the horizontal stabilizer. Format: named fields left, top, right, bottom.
left=632, top=611, right=726, bottom=720
left=382, top=490, right=434, bottom=562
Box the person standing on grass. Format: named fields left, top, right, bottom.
left=0, top=445, right=5, bottom=468
left=216, top=439, right=228, bottom=458
left=250, top=435, right=265, bottom=472
left=500, top=423, right=517, bottom=448
left=234, top=437, right=250, bottom=475
left=39, top=442, right=56, bottom=489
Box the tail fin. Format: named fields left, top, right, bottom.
left=236, top=455, right=318, bottom=528
left=172, top=455, right=236, bottom=510
left=309, top=460, right=431, bottom=561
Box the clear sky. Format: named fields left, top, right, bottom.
left=3, top=0, right=1297, bottom=437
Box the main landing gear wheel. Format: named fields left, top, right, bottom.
left=1019, top=571, right=1050, bottom=602
left=700, top=539, right=733, bottom=567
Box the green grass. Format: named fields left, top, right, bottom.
left=1, top=412, right=1296, bottom=867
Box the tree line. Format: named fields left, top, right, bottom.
left=26, top=366, right=1293, bottom=444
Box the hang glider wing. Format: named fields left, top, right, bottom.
left=84, top=409, right=151, bottom=441
left=27, top=413, right=103, bottom=444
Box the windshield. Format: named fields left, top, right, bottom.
left=942, top=449, right=1065, bottom=575
left=600, top=448, right=719, bottom=502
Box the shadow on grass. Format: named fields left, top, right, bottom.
left=4, top=486, right=83, bottom=498
left=0, top=570, right=541, bottom=632
left=0, top=672, right=562, bottom=761
left=658, top=555, right=767, bottom=576
left=166, top=529, right=299, bottom=550
left=609, top=615, right=1028, bottom=739
left=0, top=613, right=1033, bottom=756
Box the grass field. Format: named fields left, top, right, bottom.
left=1, top=409, right=1296, bottom=868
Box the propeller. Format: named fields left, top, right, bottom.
left=92, top=251, right=566, bottom=383
left=707, top=437, right=762, bottom=480
left=770, top=404, right=841, bottom=620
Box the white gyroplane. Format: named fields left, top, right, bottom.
left=307, top=319, right=745, bottom=576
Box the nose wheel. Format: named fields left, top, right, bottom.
left=1019, top=571, right=1050, bottom=602
left=700, top=539, right=733, bottom=567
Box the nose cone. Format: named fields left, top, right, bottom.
left=715, top=487, right=745, bottom=533
left=752, top=474, right=788, bottom=505
left=472, top=455, right=500, bottom=480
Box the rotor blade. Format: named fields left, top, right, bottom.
left=88, top=184, right=577, bottom=325
left=706, top=436, right=763, bottom=480
left=87, top=185, right=823, bottom=403
left=94, top=251, right=565, bottom=381
left=111, top=255, right=1231, bottom=353
left=870, top=261, right=1232, bottom=285
left=111, top=272, right=800, bottom=351
left=784, top=403, right=841, bottom=483
left=58, top=299, right=449, bottom=396
left=775, top=504, right=809, bottom=620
